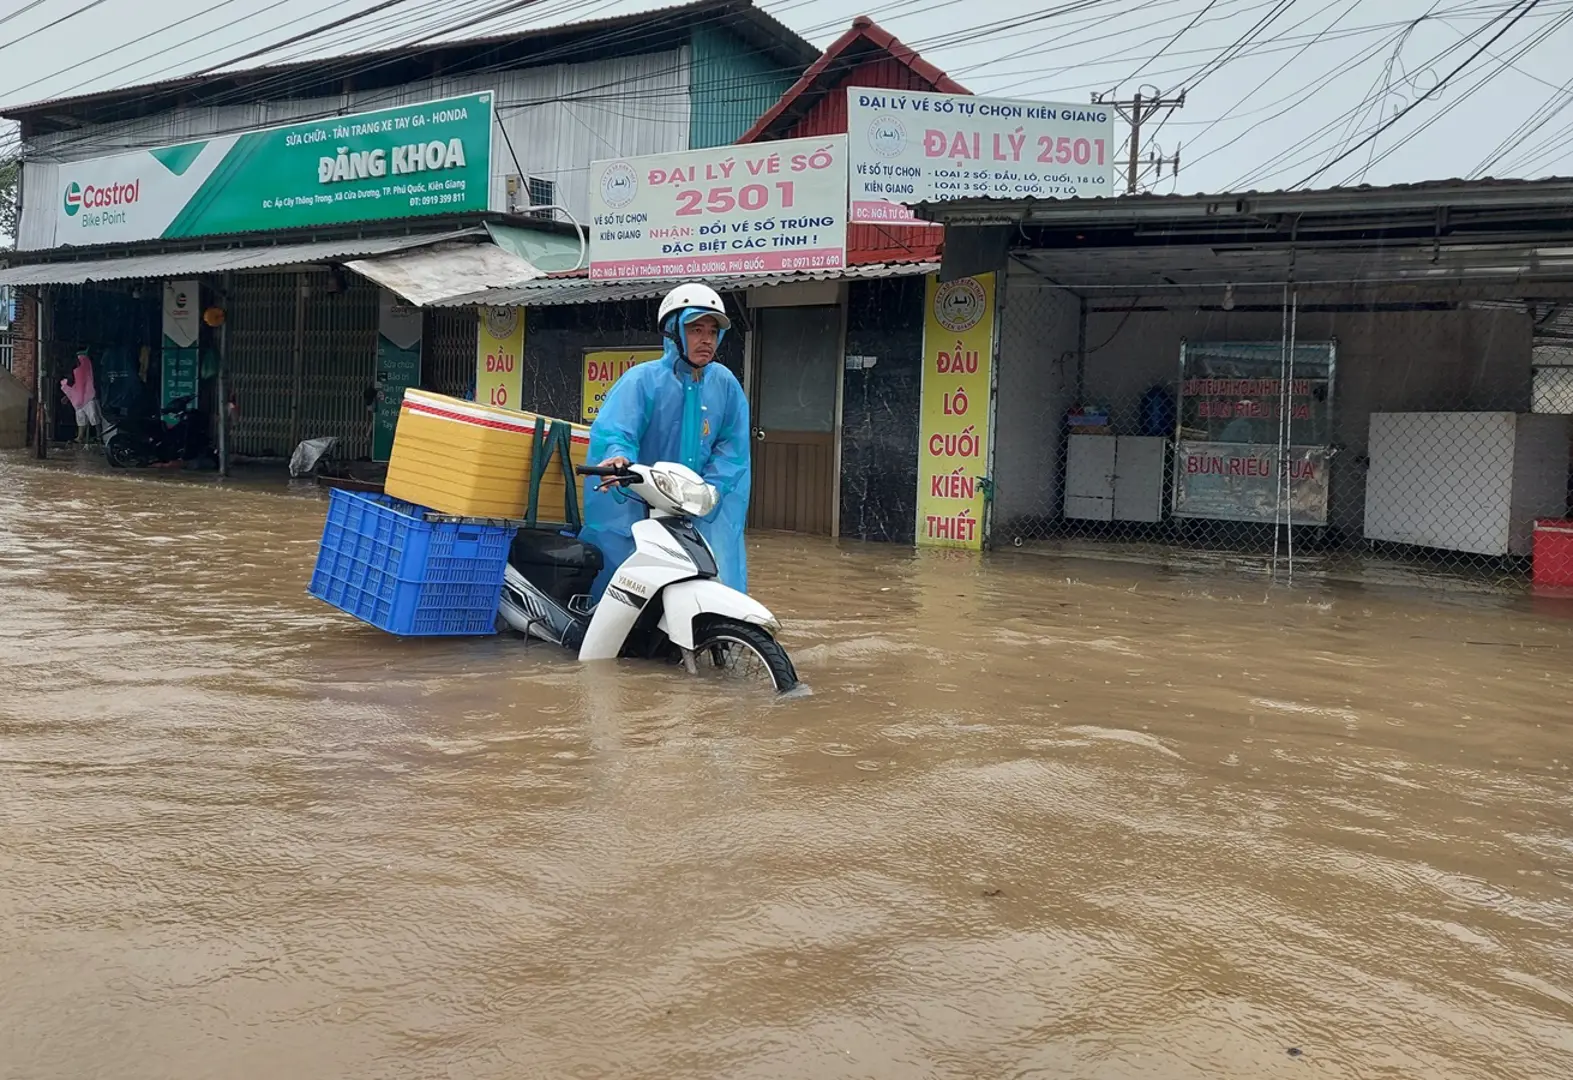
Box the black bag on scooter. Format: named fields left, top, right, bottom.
left=509, top=529, right=603, bottom=609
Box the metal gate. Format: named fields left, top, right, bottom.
left=300, top=274, right=379, bottom=459
left=226, top=272, right=379, bottom=459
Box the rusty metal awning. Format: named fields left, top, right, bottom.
left=343, top=241, right=545, bottom=307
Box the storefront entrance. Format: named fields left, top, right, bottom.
left=747, top=303, right=842, bottom=535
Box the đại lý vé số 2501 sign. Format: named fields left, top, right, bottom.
left=39, top=93, right=494, bottom=249
left=586, top=135, right=848, bottom=281
left=847, top=89, right=1116, bottom=225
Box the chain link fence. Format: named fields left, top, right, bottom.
left=991, top=281, right=1573, bottom=587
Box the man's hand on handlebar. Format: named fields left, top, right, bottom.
left=576, top=457, right=637, bottom=491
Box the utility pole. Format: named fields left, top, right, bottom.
left=1093, top=89, right=1186, bottom=193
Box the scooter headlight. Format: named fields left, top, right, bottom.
left=651, top=469, right=683, bottom=504
left=678, top=480, right=718, bottom=518
left=650, top=466, right=718, bottom=517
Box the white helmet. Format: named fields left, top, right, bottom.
left=657, top=282, right=731, bottom=331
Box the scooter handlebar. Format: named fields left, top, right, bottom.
left=575, top=464, right=641, bottom=489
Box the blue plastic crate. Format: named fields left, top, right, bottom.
left=308, top=489, right=516, bottom=637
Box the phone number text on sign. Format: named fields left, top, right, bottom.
left=588, top=135, right=848, bottom=281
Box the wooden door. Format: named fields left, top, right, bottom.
left=747, top=305, right=841, bottom=535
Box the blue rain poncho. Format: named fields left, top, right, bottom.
left=578, top=308, right=752, bottom=604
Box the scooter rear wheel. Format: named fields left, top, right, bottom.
left=691, top=616, right=799, bottom=694
left=104, top=437, right=141, bottom=469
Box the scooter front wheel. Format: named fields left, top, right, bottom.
left=691, top=616, right=799, bottom=694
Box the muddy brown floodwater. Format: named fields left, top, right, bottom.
left=1, top=452, right=1571, bottom=1079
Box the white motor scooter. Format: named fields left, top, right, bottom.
left=498, top=462, right=799, bottom=693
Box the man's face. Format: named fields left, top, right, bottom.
left=684, top=315, right=721, bottom=366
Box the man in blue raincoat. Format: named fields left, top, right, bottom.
left=578, top=282, right=752, bottom=604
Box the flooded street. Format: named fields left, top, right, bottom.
left=2, top=452, right=1570, bottom=1080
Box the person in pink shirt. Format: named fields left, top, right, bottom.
left=60, top=352, right=100, bottom=444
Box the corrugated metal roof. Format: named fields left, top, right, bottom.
left=434, top=260, right=938, bottom=308
left=916, top=176, right=1573, bottom=224
left=2, top=0, right=816, bottom=123
left=0, top=230, right=485, bottom=287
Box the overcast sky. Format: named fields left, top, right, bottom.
left=1, top=0, right=1570, bottom=193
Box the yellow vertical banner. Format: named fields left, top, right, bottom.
left=916, top=272, right=996, bottom=549
left=582, top=347, right=663, bottom=422
left=475, top=306, right=525, bottom=410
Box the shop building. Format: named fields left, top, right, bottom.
left=0, top=0, right=817, bottom=463
left=436, top=17, right=968, bottom=544
left=921, top=180, right=1573, bottom=579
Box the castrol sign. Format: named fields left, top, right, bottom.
left=32, top=93, right=493, bottom=250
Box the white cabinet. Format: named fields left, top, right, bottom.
left=1364, top=412, right=1571, bottom=556
left=1065, top=435, right=1167, bottom=523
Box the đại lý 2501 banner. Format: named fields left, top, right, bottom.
left=41, top=93, right=494, bottom=249
left=585, top=135, right=848, bottom=281
left=846, top=89, right=1116, bottom=225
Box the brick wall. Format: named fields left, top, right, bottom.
left=8, top=289, right=36, bottom=395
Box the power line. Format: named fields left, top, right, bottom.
left=185, top=0, right=422, bottom=79
left=953, top=0, right=1225, bottom=84
left=1173, top=0, right=1359, bottom=147
left=1123, top=0, right=1222, bottom=87
left=1345, top=4, right=1573, bottom=182
left=0, top=0, right=115, bottom=57
left=14, top=0, right=1111, bottom=160
left=1220, top=1, right=1529, bottom=188
left=0, top=1, right=52, bottom=32
left=16, top=0, right=607, bottom=155
left=1294, top=0, right=1542, bottom=187
left=1181, top=0, right=1298, bottom=93
left=0, top=0, right=272, bottom=105
left=977, top=0, right=1365, bottom=91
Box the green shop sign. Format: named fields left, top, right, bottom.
left=43, top=92, right=495, bottom=249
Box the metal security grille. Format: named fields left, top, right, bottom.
left=300, top=272, right=379, bottom=460
left=226, top=273, right=297, bottom=458
left=0, top=332, right=11, bottom=373
left=426, top=308, right=478, bottom=399
left=989, top=280, right=1573, bottom=586
left=1533, top=341, right=1573, bottom=416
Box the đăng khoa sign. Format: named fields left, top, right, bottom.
left=585, top=135, right=848, bottom=281
left=916, top=273, right=997, bottom=550
left=847, top=89, right=1116, bottom=224
left=35, top=93, right=494, bottom=249
left=582, top=347, right=662, bottom=422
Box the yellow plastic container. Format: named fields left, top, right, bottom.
left=384, top=389, right=591, bottom=522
